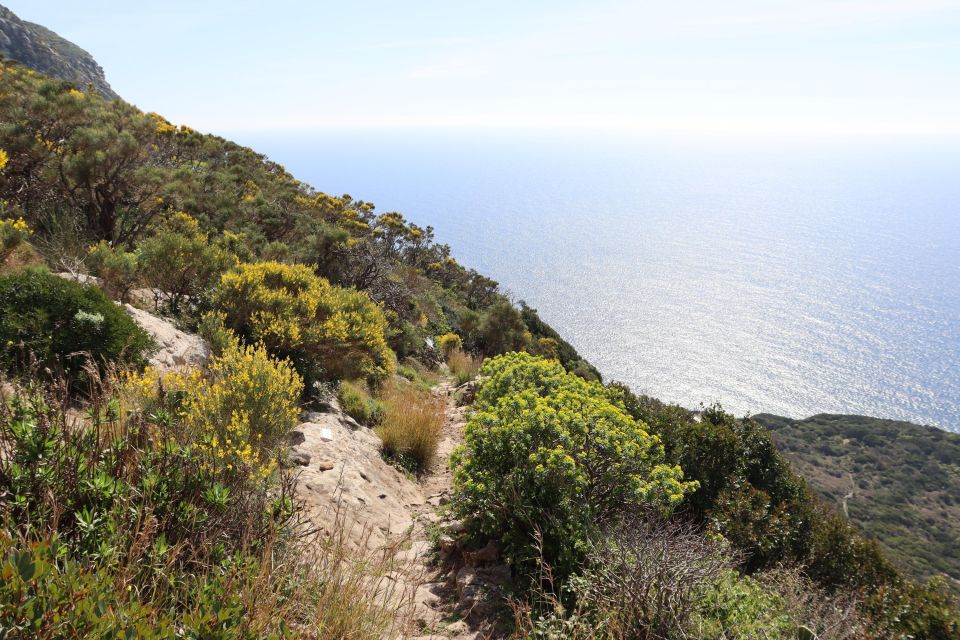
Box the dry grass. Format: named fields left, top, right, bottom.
left=447, top=347, right=482, bottom=386
left=279, top=502, right=418, bottom=639
left=376, top=381, right=446, bottom=473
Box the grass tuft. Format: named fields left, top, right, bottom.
left=447, top=347, right=482, bottom=386
left=376, top=381, right=446, bottom=473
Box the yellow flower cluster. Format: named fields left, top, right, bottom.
left=180, top=340, right=302, bottom=479
left=1, top=217, right=33, bottom=259
left=215, top=261, right=394, bottom=381
left=0, top=148, right=8, bottom=171
left=148, top=112, right=178, bottom=135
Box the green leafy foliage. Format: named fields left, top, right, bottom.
left=138, top=212, right=236, bottom=314
left=0, top=268, right=152, bottom=387
left=606, top=384, right=960, bottom=637
left=86, top=240, right=139, bottom=301
left=338, top=379, right=382, bottom=426
left=451, top=353, right=696, bottom=578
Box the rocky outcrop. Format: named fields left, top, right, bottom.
left=0, top=4, right=118, bottom=99
left=293, top=398, right=426, bottom=549
left=124, top=304, right=210, bottom=373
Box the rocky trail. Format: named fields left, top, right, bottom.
left=291, top=378, right=509, bottom=640
left=121, top=301, right=507, bottom=638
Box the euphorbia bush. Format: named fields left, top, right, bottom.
left=450, top=352, right=697, bottom=577
left=213, top=261, right=394, bottom=386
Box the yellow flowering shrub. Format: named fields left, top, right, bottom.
left=0, top=148, right=8, bottom=171
left=435, top=332, right=463, bottom=357
left=181, top=341, right=303, bottom=478
left=0, top=217, right=32, bottom=262
left=120, top=340, right=301, bottom=479
left=214, top=261, right=394, bottom=385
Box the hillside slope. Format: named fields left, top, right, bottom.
left=0, top=4, right=117, bottom=99
left=756, top=413, right=960, bottom=587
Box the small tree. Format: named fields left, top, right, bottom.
left=86, top=241, right=139, bottom=301
left=138, top=213, right=235, bottom=314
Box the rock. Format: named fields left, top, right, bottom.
left=313, top=400, right=337, bottom=414
left=287, top=430, right=306, bottom=446
left=463, top=540, right=499, bottom=567
left=454, top=379, right=480, bottom=406
left=317, top=460, right=335, bottom=471
left=320, top=428, right=334, bottom=442
left=438, top=535, right=460, bottom=562
left=288, top=449, right=311, bottom=466
left=445, top=519, right=468, bottom=535
left=122, top=304, right=210, bottom=373
left=342, top=414, right=362, bottom=431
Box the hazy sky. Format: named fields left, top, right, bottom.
left=8, top=1, right=960, bottom=136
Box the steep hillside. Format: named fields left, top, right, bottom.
left=0, top=4, right=117, bottom=99
left=756, top=413, right=960, bottom=587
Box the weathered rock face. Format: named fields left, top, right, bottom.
left=0, top=4, right=118, bottom=99
left=124, top=304, right=210, bottom=373
left=293, top=399, right=427, bottom=549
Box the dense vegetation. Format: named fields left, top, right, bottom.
left=0, top=52, right=958, bottom=638
left=0, top=59, right=595, bottom=377
left=757, top=413, right=960, bottom=588
left=450, top=362, right=959, bottom=638
left=452, top=353, right=695, bottom=578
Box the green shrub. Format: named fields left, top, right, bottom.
left=338, top=379, right=382, bottom=425
left=86, top=240, right=140, bottom=301
left=0, top=351, right=406, bottom=638
left=138, top=213, right=235, bottom=314
left=475, top=300, right=530, bottom=355
left=0, top=268, right=152, bottom=387
left=213, top=261, right=395, bottom=387
left=450, top=353, right=696, bottom=578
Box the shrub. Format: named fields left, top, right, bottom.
left=476, top=300, right=530, bottom=355
left=436, top=332, right=463, bottom=357
left=0, top=216, right=31, bottom=264
left=338, top=379, right=382, bottom=425
left=376, top=381, right=446, bottom=473
left=0, top=268, right=152, bottom=387
left=513, top=516, right=733, bottom=640
left=214, top=261, right=395, bottom=386
left=86, top=240, right=139, bottom=301
left=451, top=353, right=696, bottom=578
left=514, top=518, right=863, bottom=640
left=0, top=357, right=409, bottom=638
left=179, top=339, right=303, bottom=477
left=138, top=213, right=235, bottom=314
left=447, top=346, right=481, bottom=385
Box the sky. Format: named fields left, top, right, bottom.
left=8, top=1, right=960, bottom=137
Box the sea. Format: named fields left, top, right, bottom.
left=233, top=130, right=960, bottom=432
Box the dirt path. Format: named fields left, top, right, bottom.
left=405, top=381, right=491, bottom=640
left=292, top=377, right=497, bottom=639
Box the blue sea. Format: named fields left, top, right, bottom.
left=235, top=131, right=960, bottom=432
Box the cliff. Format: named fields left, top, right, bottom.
left=0, top=4, right=117, bottom=99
